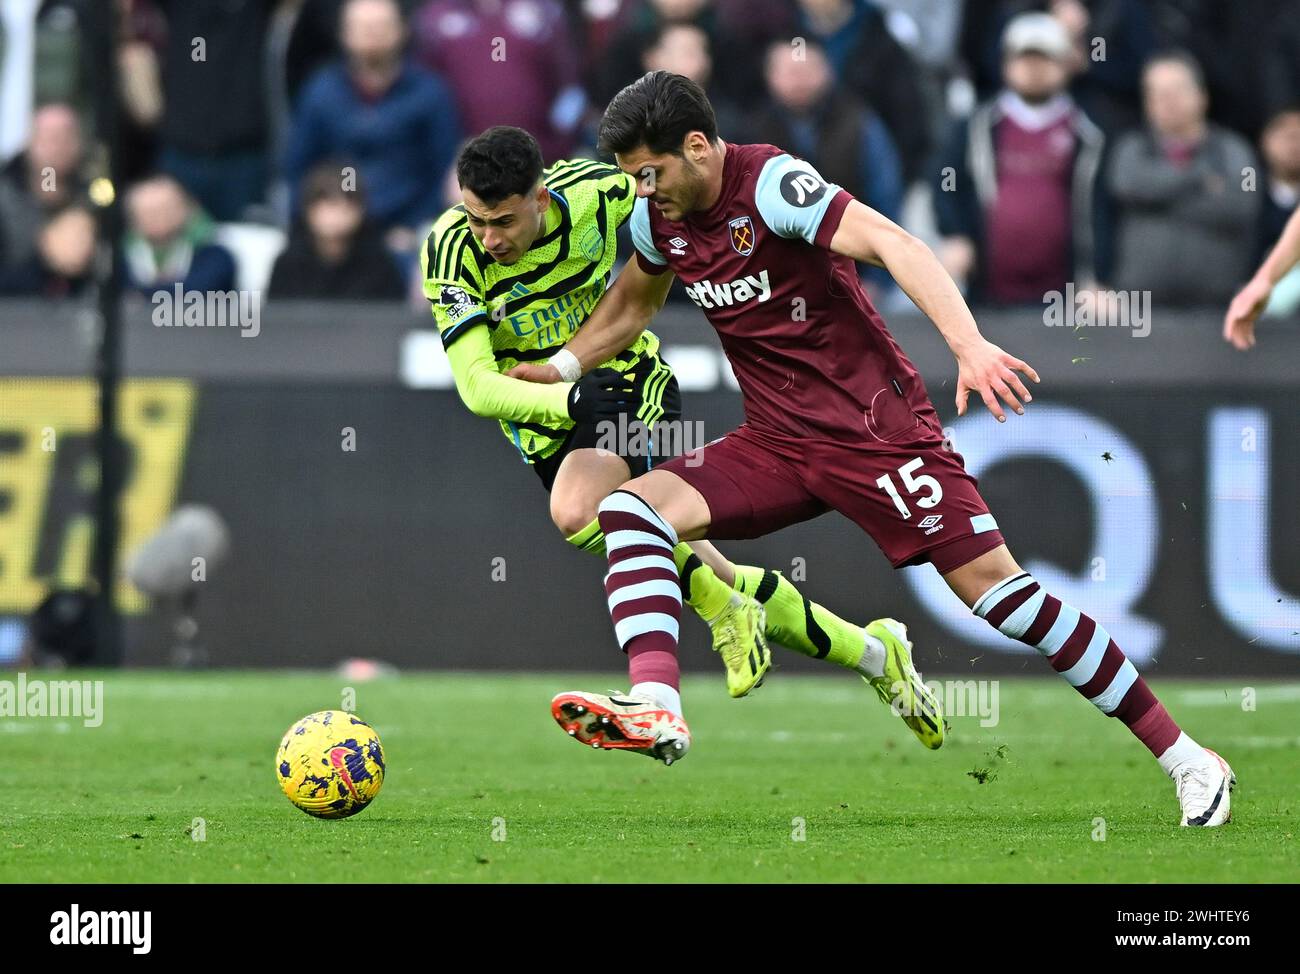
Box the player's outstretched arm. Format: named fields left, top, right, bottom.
left=1224, top=205, right=1300, bottom=350
left=507, top=257, right=675, bottom=384
left=828, top=199, right=1040, bottom=422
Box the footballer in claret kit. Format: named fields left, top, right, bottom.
left=419, top=125, right=944, bottom=758
left=10, top=0, right=1300, bottom=909
left=512, top=72, right=1236, bottom=828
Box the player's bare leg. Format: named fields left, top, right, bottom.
left=573, top=471, right=943, bottom=755
left=614, top=469, right=712, bottom=537
left=564, top=468, right=764, bottom=697
left=555, top=454, right=888, bottom=700
left=944, top=544, right=1235, bottom=826
left=547, top=447, right=630, bottom=543
left=622, top=472, right=878, bottom=673
left=549, top=453, right=771, bottom=697
left=551, top=448, right=731, bottom=582
left=560, top=452, right=874, bottom=681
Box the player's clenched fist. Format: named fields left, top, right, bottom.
left=954, top=339, right=1040, bottom=423
left=565, top=368, right=636, bottom=423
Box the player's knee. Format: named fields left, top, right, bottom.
left=550, top=497, right=598, bottom=537
left=596, top=481, right=657, bottom=516
left=595, top=485, right=684, bottom=549
left=608, top=471, right=668, bottom=508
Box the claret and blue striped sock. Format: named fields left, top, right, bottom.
left=974, top=572, right=1199, bottom=771
left=596, top=490, right=684, bottom=711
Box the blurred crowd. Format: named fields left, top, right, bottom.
left=1, top=0, right=1298, bottom=314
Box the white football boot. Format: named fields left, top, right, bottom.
left=1174, top=747, right=1236, bottom=827
left=551, top=690, right=691, bottom=766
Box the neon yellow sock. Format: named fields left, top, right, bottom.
left=565, top=518, right=607, bottom=555
left=673, top=544, right=733, bottom=620
left=732, top=566, right=864, bottom=668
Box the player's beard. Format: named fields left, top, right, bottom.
left=666, top=158, right=710, bottom=218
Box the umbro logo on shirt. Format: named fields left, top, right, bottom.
left=668, top=236, right=688, bottom=255
left=918, top=514, right=944, bottom=535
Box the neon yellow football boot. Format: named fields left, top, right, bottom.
left=865, top=618, right=944, bottom=750
left=706, top=593, right=771, bottom=698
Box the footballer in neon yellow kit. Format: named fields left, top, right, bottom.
left=421, top=126, right=938, bottom=739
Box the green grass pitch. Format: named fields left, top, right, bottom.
left=3, top=672, right=1296, bottom=883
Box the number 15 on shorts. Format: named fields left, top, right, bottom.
left=876, top=458, right=943, bottom=519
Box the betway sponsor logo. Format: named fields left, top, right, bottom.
left=683, top=269, right=771, bottom=309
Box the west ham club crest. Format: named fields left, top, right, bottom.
left=729, top=215, right=754, bottom=256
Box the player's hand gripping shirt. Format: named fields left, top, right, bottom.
left=422, top=159, right=660, bottom=461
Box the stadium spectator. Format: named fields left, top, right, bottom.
left=121, top=174, right=236, bottom=297
left=1152, top=0, right=1294, bottom=141
left=961, top=2, right=1155, bottom=135
left=794, top=0, right=929, bottom=183
left=568, top=0, right=637, bottom=70
left=267, top=0, right=346, bottom=196
left=284, top=0, right=460, bottom=254
left=870, top=0, right=964, bottom=71
left=933, top=12, right=1108, bottom=305
left=842, top=0, right=964, bottom=187
left=1260, top=12, right=1300, bottom=134
left=749, top=38, right=903, bottom=223
left=269, top=162, right=405, bottom=300
left=154, top=0, right=274, bottom=221
left=589, top=0, right=793, bottom=112
left=1108, top=51, right=1258, bottom=307
left=1050, top=0, right=1156, bottom=137
left=957, top=0, right=1020, bottom=98
left=411, top=0, right=585, bottom=162
left=0, top=202, right=95, bottom=298
left=116, top=0, right=168, bottom=184
left=1256, top=105, right=1300, bottom=266
left=746, top=38, right=904, bottom=298
left=0, top=103, right=87, bottom=278
left=639, top=23, right=741, bottom=140
left=279, top=0, right=347, bottom=105
left=0, top=0, right=99, bottom=152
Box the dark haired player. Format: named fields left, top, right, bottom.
left=421, top=126, right=940, bottom=739
left=518, top=73, right=1234, bottom=826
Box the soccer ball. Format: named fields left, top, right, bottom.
left=276, top=710, right=386, bottom=818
